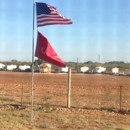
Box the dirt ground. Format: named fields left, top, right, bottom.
left=0, top=71, right=130, bottom=129
left=0, top=71, right=130, bottom=109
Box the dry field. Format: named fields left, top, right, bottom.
left=0, top=71, right=130, bottom=130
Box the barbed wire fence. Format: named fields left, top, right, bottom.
left=0, top=76, right=130, bottom=113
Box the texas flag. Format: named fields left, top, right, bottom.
left=35, top=31, right=66, bottom=67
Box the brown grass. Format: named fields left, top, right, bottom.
left=0, top=71, right=130, bottom=129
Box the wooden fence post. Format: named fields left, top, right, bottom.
left=21, top=82, right=23, bottom=106
left=120, top=85, right=122, bottom=110
left=67, top=68, right=71, bottom=108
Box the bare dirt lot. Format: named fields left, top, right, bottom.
left=0, top=71, right=130, bottom=130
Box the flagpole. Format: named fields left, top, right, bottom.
left=30, top=0, right=35, bottom=125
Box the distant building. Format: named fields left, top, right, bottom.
left=94, top=66, right=106, bottom=73
left=0, top=63, right=5, bottom=69
left=80, top=66, right=89, bottom=73
left=112, top=67, right=119, bottom=74
left=61, top=67, right=68, bottom=72
left=7, top=65, right=17, bottom=71
left=19, top=65, right=30, bottom=71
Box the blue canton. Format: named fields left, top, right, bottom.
left=36, top=3, right=51, bottom=15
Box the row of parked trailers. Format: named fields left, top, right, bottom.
left=80, top=66, right=130, bottom=74
left=1, top=63, right=129, bottom=74
left=0, top=63, right=69, bottom=73
left=0, top=63, right=30, bottom=71
left=80, top=66, right=106, bottom=73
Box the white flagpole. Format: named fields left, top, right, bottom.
left=30, top=0, right=35, bottom=125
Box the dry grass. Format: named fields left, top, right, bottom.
left=0, top=107, right=130, bottom=130
left=0, top=72, right=130, bottom=129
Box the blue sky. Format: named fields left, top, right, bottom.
left=0, top=0, right=130, bottom=63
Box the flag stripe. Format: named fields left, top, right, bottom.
left=36, top=2, right=72, bottom=27
left=37, top=17, right=71, bottom=22
left=37, top=14, right=71, bottom=19
left=38, top=22, right=72, bottom=27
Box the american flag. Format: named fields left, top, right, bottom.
left=36, top=3, right=72, bottom=27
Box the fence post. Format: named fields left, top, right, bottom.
left=21, top=82, right=23, bottom=106
left=67, top=68, right=71, bottom=108
left=120, top=85, right=122, bottom=110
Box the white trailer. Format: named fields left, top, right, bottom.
left=7, top=65, right=17, bottom=71
left=19, top=65, right=30, bottom=71
left=81, top=66, right=89, bottom=73
left=61, top=67, right=68, bottom=72
left=112, top=67, right=119, bottom=74
left=0, top=63, right=5, bottom=69
left=94, top=66, right=106, bottom=73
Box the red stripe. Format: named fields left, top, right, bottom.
left=37, top=15, right=63, bottom=19
left=37, top=13, right=65, bottom=19
left=37, top=18, right=71, bottom=23
left=37, top=22, right=72, bottom=27
left=37, top=20, right=72, bottom=24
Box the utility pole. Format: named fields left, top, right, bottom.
left=98, top=55, right=100, bottom=66
left=98, top=55, right=100, bottom=63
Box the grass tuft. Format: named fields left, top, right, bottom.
left=0, top=97, right=15, bottom=102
